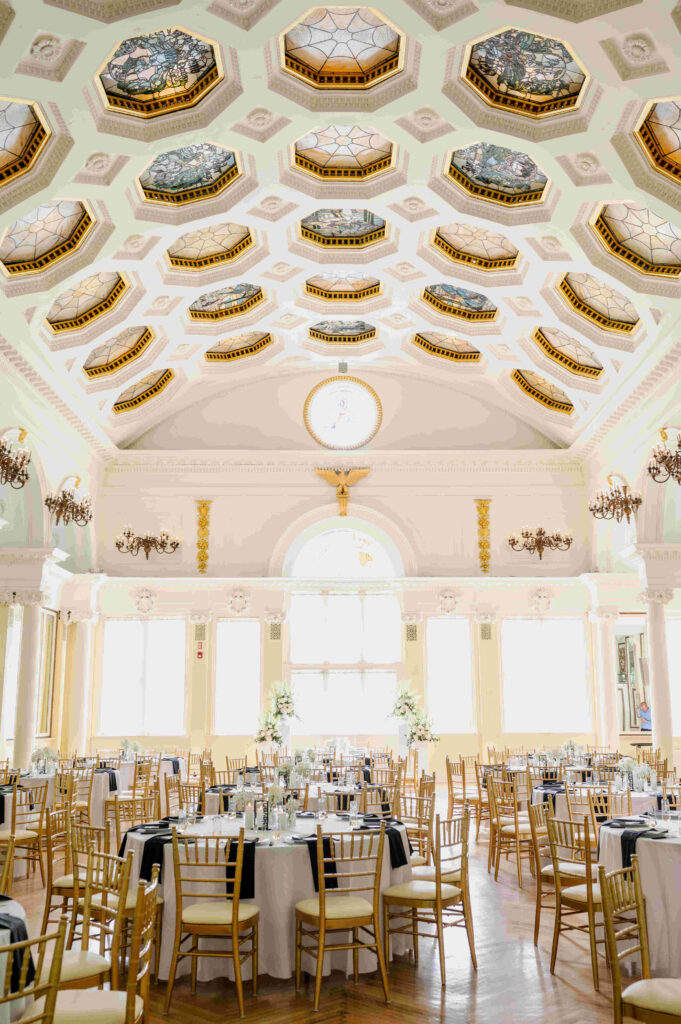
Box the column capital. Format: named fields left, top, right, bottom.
left=401, top=613, right=421, bottom=625
left=189, top=612, right=212, bottom=624
left=588, top=606, right=620, bottom=623
left=264, top=611, right=286, bottom=625
left=474, top=609, right=498, bottom=625
left=64, top=610, right=98, bottom=624
left=639, top=587, right=674, bottom=606
left=0, top=589, right=44, bottom=607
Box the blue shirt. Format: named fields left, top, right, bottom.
left=639, top=707, right=652, bottom=731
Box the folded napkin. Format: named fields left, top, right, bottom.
left=0, top=914, right=35, bottom=992
left=304, top=836, right=339, bottom=892
left=297, top=811, right=315, bottom=818
left=119, top=823, right=173, bottom=881
left=0, top=788, right=14, bottom=827
left=226, top=838, right=256, bottom=901
left=353, top=821, right=410, bottom=869
left=162, top=758, right=181, bottom=776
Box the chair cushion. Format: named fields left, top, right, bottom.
left=0, top=829, right=37, bottom=841
left=52, top=873, right=75, bottom=890
left=541, top=861, right=598, bottom=881
left=560, top=883, right=601, bottom=906
left=56, top=950, right=110, bottom=983
left=411, top=865, right=461, bottom=884
left=622, top=978, right=681, bottom=1014
left=383, top=880, right=461, bottom=902
left=500, top=823, right=537, bottom=836
left=295, top=895, right=373, bottom=920
left=23, top=991, right=143, bottom=1024
left=410, top=854, right=427, bottom=867
left=182, top=900, right=259, bottom=925
left=499, top=815, right=530, bottom=826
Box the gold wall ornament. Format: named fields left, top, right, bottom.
left=475, top=498, right=491, bottom=575
left=508, top=525, right=573, bottom=560
left=315, top=468, right=371, bottom=516
left=195, top=499, right=212, bottom=574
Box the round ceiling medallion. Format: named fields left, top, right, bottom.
left=304, top=376, right=381, bottom=450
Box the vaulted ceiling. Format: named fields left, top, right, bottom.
left=1, top=0, right=680, bottom=455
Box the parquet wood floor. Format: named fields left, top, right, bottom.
left=12, top=820, right=629, bottom=1024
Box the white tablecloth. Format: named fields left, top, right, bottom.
left=0, top=898, right=29, bottom=1023
left=124, top=815, right=411, bottom=982
left=600, top=824, right=681, bottom=976
left=531, top=787, right=658, bottom=820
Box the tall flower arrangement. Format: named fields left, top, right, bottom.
left=254, top=681, right=297, bottom=747
left=391, top=684, right=439, bottom=746
left=254, top=710, right=283, bottom=746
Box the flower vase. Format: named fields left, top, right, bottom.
left=279, top=719, right=291, bottom=754
left=398, top=720, right=409, bottom=758
left=416, top=741, right=430, bottom=772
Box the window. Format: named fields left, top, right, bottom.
left=426, top=618, right=475, bottom=733
left=36, top=609, right=57, bottom=737
left=288, top=592, right=401, bottom=736
left=99, top=619, right=186, bottom=736
left=215, top=620, right=261, bottom=735
left=501, top=618, right=592, bottom=733
left=666, top=618, right=681, bottom=734
left=286, top=521, right=403, bottom=579
left=1, top=606, right=22, bottom=742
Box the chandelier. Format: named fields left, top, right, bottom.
left=44, top=486, right=93, bottom=527
left=588, top=475, right=642, bottom=524
left=648, top=428, right=681, bottom=486
left=507, top=526, right=573, bottom=560
left=0, top=433, right=31, bottom=489
left=115, top=525, right=180, bottom=560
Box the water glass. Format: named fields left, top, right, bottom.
left=349, top=800, right=359, bottom=825
left=177, top=808, right=187, bottom=832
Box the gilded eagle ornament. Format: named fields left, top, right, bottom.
left=314, top=467, right=371, bottom=516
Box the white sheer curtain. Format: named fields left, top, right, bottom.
left=2, top=606, right=22, bottom=742
left=288, top=592, right=401, bottom=735
left=426, top=617, right=475, bottom=733
left=99, top=619, right=186, bottom=736
left=215, top=620, right=261, bottom=734
left=666, top=617, right=681, bottom=735
left=501, top=617, right=592, bottom=733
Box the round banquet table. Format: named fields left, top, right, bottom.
left=531, top=786, right=658, bottom=820
left=600, top=823, right=681, bottom=977
left=204, top=783, right=368, bottom=817
left=124, top=814, right=412, bottom=982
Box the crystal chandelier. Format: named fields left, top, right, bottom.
left=507, top=526, right=573, bottom=560
left=115, top=525, right=180, bottom=560
left=44, top=486, right=93, bottom=527
left=0, top=433, right=31, bottom=489
left=588, top=475, right=642, bottom=524
left=648, top=428, right=681, bottom=486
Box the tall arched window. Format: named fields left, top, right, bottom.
left=285, top=517, right=404, bottom=579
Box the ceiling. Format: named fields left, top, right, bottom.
left=1, top=0, right=681, bottom=456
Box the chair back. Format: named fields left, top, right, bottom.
left=212, top=769, right=240, bottom=788
left=72, top=767, right=95, bottom=808
left=54, top=773, right=74, bottom=811
left=165, top=773, right=180, bottom=816
left=371, top=767, right=398, bottom=789
left=400, top=792, right=434, bottom=862
left=283, top=784, right=309, bottom=811
left=178, top=782, right=205, bottom=813
left=0, top=918, right=67, bottom=1024
left=226, top=757, right=247, bottom=771
left=131, top=761, right=152, bottom=798
left=113, top=795, right=158, bottom=847
left=509, top=768, right=532, bottom=807
left=315, top=823, right=385, bottom=922
left=434, top=807, right=470, bottom=898
left=0, top=770, right=17, bottom=786
left=418, top=772, right=436, bottom=798
left=564, top=783, right=596, bottom=826
left=528, top=802, right=551, bottom=870
left=598, top=856, right=651, bottom=1024
left=546, top=816, right=595, bottom=900
left=124, top=867, right=160, bottom=1024
left=81, top=848, right=132, bottom=986
left=171, top=829, right=247, bottom=930
left=662, top=783, right=681, bottom=811
left=361, top=782, right=396, bottom=817
left=98, top=754, right=122, bottom=770
left=14, top=781, right=48, bottom=835
left=199, top=760, right=214, bottom=788
left=489, top=777, right=520, bottom=828
left=44, top=808, right=71, bottom=888
left=0, top=836, right=15, bottom=896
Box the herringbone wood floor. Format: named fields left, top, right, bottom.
left=13, top=815, right=629, bottom=1024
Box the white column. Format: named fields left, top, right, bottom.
left=12, top=590, right=45, bottom=770
left=589, top=608, right=620, bottom=750
left=641, top=587, right=674, bottom=764
left=63, top=612, right=96, bottom=755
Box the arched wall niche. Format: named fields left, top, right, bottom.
left=270, top=503, right=418, bottom=578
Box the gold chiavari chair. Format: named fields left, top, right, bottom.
left=384, top=808, right=477, bottom=985
left=588, top=790, right=631, bottom=837
left=112, top=795, right=158, bottom=852
left=489, top=777, right=534, bottom=887
left=67, top=820, right=110, bottom=948
left=295, top=823, right=389, bottom=1011
left=418, top=772, right=436, bottom=798
left=0, top=769, right=17, bottom=786
left=0, top=918, right=66, bottom=1024
left=1, top=780, right=48, bottom=884
left=187, top=752, right=202, bottom=782
left=212, top=769, right=240, bottom=788
left=370, top=766, right=399, bottom=790
left=283, top=784, right=309, bottom=811
left=0, top=835, right=14, bottom=896
left=662, top=783, right=681, bottom=810
left=164, top=830, right=259, bottom=1017
left=599, top=855, right=681, bottom=1023
left=164, top=774, right=180, bottom=817
left=361, top=782, right=397, bottom=817
left=41, top=809, right=73, bottom=935
left=226, top=756, right=248, bottom=772
left=97, top=753, right=122, bottom=771
left=72, top=768, right=95, bottom=825
left=54, top=848, right=131, bottom=990
left=640, top=747, right=661, bottom=765
left=471, top=762, right=491, bottom=842
left=565, top=783, right=601, bottom=836
left=528, top=764, right=563, bottom=786
left=178, top=782, right=205, bottom=816
left=104, top=762, right=152, bottom=837
left=52, top=868, right=160, bottom=1024
left=547, top=815, right=603, bottom=990
left=401, top=793, right=435, bottom=868
left=528, top=802, right=553, bottom=945
left=594, top=763, right=620, bottom=784
left=199, top=760, right=213, bottom=789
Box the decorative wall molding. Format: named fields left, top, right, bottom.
left=0, top=589, right=45, bottom=606
left=189, top=612, right=212, bottom=623
left=639, top=587, right=674, bottom=605
left=42, top=0, right=181, bottom=20
left=132, top=587, right=157, bottom=615
left=475, top=498, right=491, bottom=576
left=226, top=588, right=250, bottom=615
left=16, top=34, right=85, bottom=81
left=196, top=500, right=212, bottom=576
left=588, top=606, right=620, bottom=622
left=63, top=609, right=98, bottom=623
left=438, top=589, right=459, bottom=614
left=528, top=586, right=553, bottom=614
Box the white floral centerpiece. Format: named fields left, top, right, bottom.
left=267, top=784, right=284, bottom=806
left=270, top=681, right=297, bottom=720
left=30, top=746, right=58, bottom=772
left=618, top=756, right=638, bottom=773
left=254, top=711, right=283, bottom=747
left=391, top=684, right=418, bottom=720
left=120, top=738, right=141, bottom=760
left=406, top=709, right=439, bottom=746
